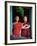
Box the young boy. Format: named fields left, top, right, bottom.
left=12, top=16, right=22, bottom=39
left=21, top=16, right=31, bottom=39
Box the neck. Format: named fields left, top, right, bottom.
left=24, top=21, right=27, bottom=23
left=16, top=21, right=18, bottom=23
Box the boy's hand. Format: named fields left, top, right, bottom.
left=24, top=24, right=30, bottom=29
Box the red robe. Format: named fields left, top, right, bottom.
left=12, top=22, right=22, bottom=38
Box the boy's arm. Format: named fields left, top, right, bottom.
left=22, top=23, right=26, bottom=29
left=25, top=25, right=30, bottom=29
left=22, top=24, right=30, bottom=29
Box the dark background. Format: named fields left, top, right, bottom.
left=12, top=6, right=32, bottom=24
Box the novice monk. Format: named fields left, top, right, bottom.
left=21, top=16, right=31, bottom=39
left=12, top=16, right=22, bottom=38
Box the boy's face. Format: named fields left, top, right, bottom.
left=24, top=16, right=27, bottom=22
left=16, top=16, right=19, bottom=22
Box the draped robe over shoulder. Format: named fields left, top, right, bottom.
left=12, top=22, right=22, bottom=38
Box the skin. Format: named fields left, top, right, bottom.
left=24, top=16, right=27, bottom=23
left=22, top=16, right=30, bottom=29
left=15, top=16, right=19, bottom=22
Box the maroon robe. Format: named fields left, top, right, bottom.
left=21, top=22, right=31, bottom=38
